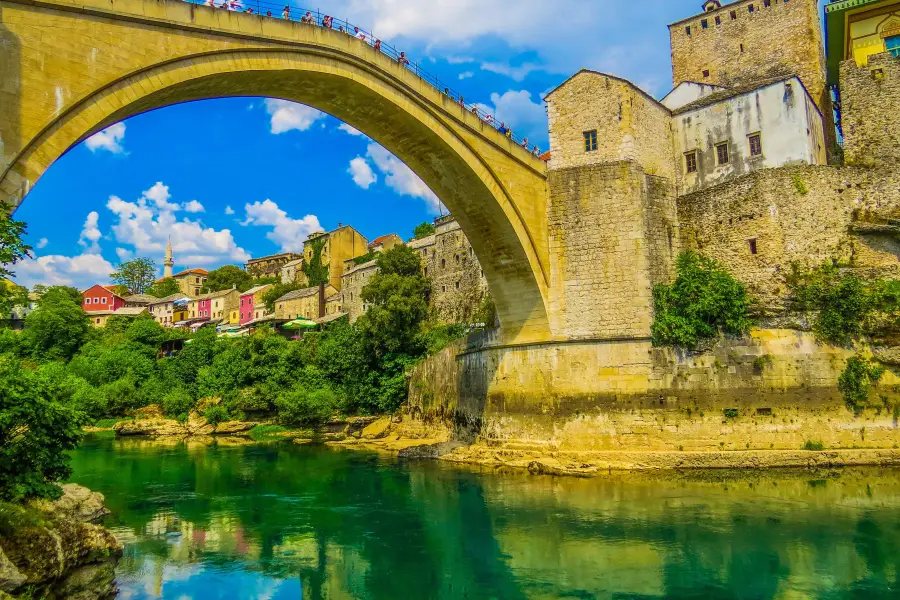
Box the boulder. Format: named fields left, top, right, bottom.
left=186, top=411, right=215, bottom=436
left=361, top=417, right=393, bottom=440
left=195, top=397, right=222, bottom=412
left=114, top=418, right=187, bottom=437
left=133, top=404, right=164, bottom=420
left=48, top=484, right=109, bottom=523
left=214, top=421, right=257, bottom=435
left=0, top=548, right=25, bottom=592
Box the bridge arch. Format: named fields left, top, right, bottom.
left=0, top=0, right=551, bottom=342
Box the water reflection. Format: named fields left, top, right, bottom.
left=69, top=438, right=900, bottom=599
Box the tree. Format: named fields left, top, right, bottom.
left=0, top=356, right=86, bottom=501
left=202, top=265, right=253, bottom=293
left=146, top=277, right=181, bottom=298
left=302, top=237, right=329, bottom=287
left=22, top=286, right=90, bottom=360
left=413, top=221, right=436, bottom=240
left=0, top=212, right=31, bottom=279
left=0, top=282, right=28, bottom=321
left=110, top=257, right=157, bottom=294
left=262, top=282, right=305, bottom=313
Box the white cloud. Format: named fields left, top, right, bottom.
left=142, top=182, right=181, bottom=213
left=264, top=99, right=327, bottom=134
left=338, top=123, right=366, bottom=137
left=241, top=200, right=322, bottom=253
left=84, top=122, right=126, bottom=154
left=14, top=252, right=115, bottom=291
left=183, top=200, right=205, bottom=213
left=78, top=211, right=102, bottom=253
left=458, top=71, right=474, bottom=80
left=225, top=206, right=235, bottom=215
left=348, top=157, right=377, bottom=189
left=115, top=248, right=133, bottom=262
left=475, top=90, right=546, bottom=141
left=366, top=143, right=443, bottom=214
left=36, top=238, right=48, bottom=249
left=480, top=62, right=539, bottom=82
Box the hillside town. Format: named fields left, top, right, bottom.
left=7, top=215, right=490, bottom=336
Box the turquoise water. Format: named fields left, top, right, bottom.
left=69, top=437, right=900, bottom=599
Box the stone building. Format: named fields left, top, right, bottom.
left=246, top=252, right=303, bottom=279
left=280, top=258, right=304, bottom=285
left=87, top=306, right=149, bottom=328
left=667, top=0, right=832, bottom=142
left=159, top=268, right=207, bottom=297
left=824, top=0, right=900, bottom=85
left=273, top=284, right=338, bottom=320
left=324, top=291, right=343, bottom=317
left=839, top=52, right=900, bottom=166
left=341, top=258, right=378, bottom=322
left=286, top=224, right=369, bottom=291
left=368, top=233, right=403, bottom=253
left=149, top=293, right=190, bottom=326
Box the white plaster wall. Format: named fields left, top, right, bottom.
left=660, top=81, right=724, bottom=111
left=674, top=77, right=824, bottom=194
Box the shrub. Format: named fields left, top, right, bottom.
left=838, top=356, right=885, bottom=411
left=202, top=404, right=229, bottom=426
left=275, top=386, right=336, bottom=427
left=162, top=387, right=195, bottom=417
left=802, top=440, right=825, bottom=451
left=792, top=175, right=809, bottom=195
left=651, top=252, right=753, bottom=348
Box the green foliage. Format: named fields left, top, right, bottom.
left=792, top=175, right=809, bottom=195
left=162, top=387, right=194, bottom=417
left=352, top=251, right=378, bottom=266
left=145, top=277, right=181, bottom=298
left=202, top=404, right=229, bottom=426
left=262, top=282, right=305, bottom=313
left=753, top=354, right=774, bottom=372
left=651, top=252, right=753, bottom=348
left=802, top=440, right=825, bottom=451
left=839, top=356, right=885, bottom=411
left=418, top=322, right=466, bottom=355
left=788, top=261, right=900, bottom=345
left=302, top=237, right=329, bottom=287
left=275, top=385, right=336, bottom=427
left=413, top=221, right=436, bottom=239
left=0, top=212, right=31, bottom=279
left=723, top=408, right=739, bottom=419
left=202, top=265, right=253, bottom=293
left=110, top=257, right=157, bottom=294
left=0, top=356, right=86, bottom=501
left=22, top=286, right=90, bottom=360
left=247, top=424, right=290, bottom=441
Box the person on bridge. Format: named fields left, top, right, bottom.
left=245, top=7, right=253, bottom=13
left=471, top=105, right=479, bottom=116
left=323, top=15, right=333, bottom=28
left=533, top=146, right=540, bottom=156
left=522, top=137, right=529, bottom=149
left=301, top=11, right=314, bottom=24
left=398, top=52, right=410, bottom=65
left=374, top=39, right=382, bottom=51
left=281, top=6, right=290, bottom=19
left=498, top=122, right=507, bottom=135
left=354, top=27, right=367, bottom=42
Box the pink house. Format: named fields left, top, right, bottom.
left=198, top=297, right=211, bottom=319
left=239, top=290, right=256, bottom=325
left=239, top=284, right=271, bottom=325
left=82, top=284, right=126, bottom=313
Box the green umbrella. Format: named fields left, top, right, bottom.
left=282, top=318, right=318, bottom=330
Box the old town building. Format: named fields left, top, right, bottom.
left=246, top=252, right=303, bottom=279
left=274, top=284, right=338, bottom=320
left=87, top=306, right=148, bottom=328
left=239, top=284, right=273, bottom=325
left=149, top=293, right=190, bottom=326
left=81, top=284, right=126, bottom=312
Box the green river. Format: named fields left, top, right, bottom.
left=69, top=437, right=900, bottom=599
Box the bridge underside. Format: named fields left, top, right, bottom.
left=0, top=0, right=553, bottom=342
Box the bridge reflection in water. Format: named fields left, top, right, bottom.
left=70, top=437, right=900, bottom=599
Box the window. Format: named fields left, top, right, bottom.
left=441, top=258, right=446, bottom=268
left=701, top=18, right=708, bottom=28
left=424, top=267, right=428, bottom=277
left=455, top=281, right=460, bottom=290
left=748, top=238, right=758, bottom=255
left=685, top=25, right=691, bottom=35
left=441, top=285, right=446, bottom=293
left=730, top=9, right=737, bottom=19
left=702, top=69, right=710, bottom=78
left=455, top=255, right=460, bottom=264
left=685, top=151, right=698, bottom=173
left=887, top=35, right=900, bottom=59
left=748, top=4, right=754, bottom=12
left=101, top=297, right=107, bottom=304
left=748, top=133, right=762, bottom=156
left=740, top=43, right=744, bottom=52
left=716, top=142, right=730, bottom=165
left=583, top=130, right=598, bottom=152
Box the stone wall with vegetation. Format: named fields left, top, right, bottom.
left=676, top=163, right=900, bottom=312
left=840, top=53, right=900, bottom=167
left=406, top=329, right=900, bottom=454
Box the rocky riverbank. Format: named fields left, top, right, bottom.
left=111, top=403, right=257, bottom=437
left=0, top=484, right=122, bottom=600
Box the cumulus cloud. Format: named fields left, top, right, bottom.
left=115, top=248, right=133, bottom=262
left=480, top=62, right=539, bottom=82
left=338, top=123, right=366, bottom=137
left=264, top=99, right=327, bottom=134
left=224, top=206, right=235, bottom=215
left=78, top=211, right=102, bottom=253
left=183, top=200, right=205, bottom=213
left=241, top=200, right=322, bottom=253
left=475, top=90, right=547, bottom=141
left=348, top=157, right=377, bottom=189
left=458, top=71, right=474, bottom=80
left=36, top=238, right=48, bottom=249
left=84, top=122, right=126, bottom=154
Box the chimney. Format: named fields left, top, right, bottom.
left=318, top=283, right=326, bottom=318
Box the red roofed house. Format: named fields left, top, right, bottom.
left=155, top=268, right=209, bottom=297
left=82, top=284, right=126, bottom=313
left=368, top=233, right=403, bottom=253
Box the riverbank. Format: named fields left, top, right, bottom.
left=0, top=485, right=122, bottom=599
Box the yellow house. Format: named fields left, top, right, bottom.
left=826, top=0, right=900, bottom=84
left=148, top=293, right=190, bottom=326
left=87, top=306, right=149, bottom=327
left=274, top=285, right=338, bottom=320
left=296, top=224, right=369, bottom=291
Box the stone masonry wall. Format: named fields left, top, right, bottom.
left=340, top=260, right=377, bottom=322
left=546, top=72, right=675, bottom=180
left=548, top=161, right=676, bottom=340
left=677, top=163, right=900, bottom=312
left=840, top=53, right=900, bottom=167
left=429, top=218, right=489, bottom=324
left=668, top=0, right=830, bottom=135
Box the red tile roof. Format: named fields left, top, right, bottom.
left=539, top=151, right=551, bottom=161
left=369, top=234, right=398, bottom=246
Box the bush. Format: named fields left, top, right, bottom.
left=275, top=386, right=336, bottom=427
left=652, top=252, right=753, bottom=348
left=162, top=387, right=195, bottom=417
left=802, top=440, right=825, bottom=451
left=0, top=357, right=85, bottom=501
left=838, top=356, right=885, bottom=411
left=202, top=404, right=229, bottom=426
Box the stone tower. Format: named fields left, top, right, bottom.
left=163, top=237, right=174, bottom=279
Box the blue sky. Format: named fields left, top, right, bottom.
left=10, top=0, right=825, bottom=290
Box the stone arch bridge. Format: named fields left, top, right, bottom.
left=0, top=0, right=555, bottom=342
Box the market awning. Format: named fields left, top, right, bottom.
left=282, top=317, right=318, bottom=330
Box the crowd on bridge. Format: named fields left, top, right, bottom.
left=194, top=0, right=544, bottom=158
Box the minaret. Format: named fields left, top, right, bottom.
left=163, top=237, right=174, bottom=278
